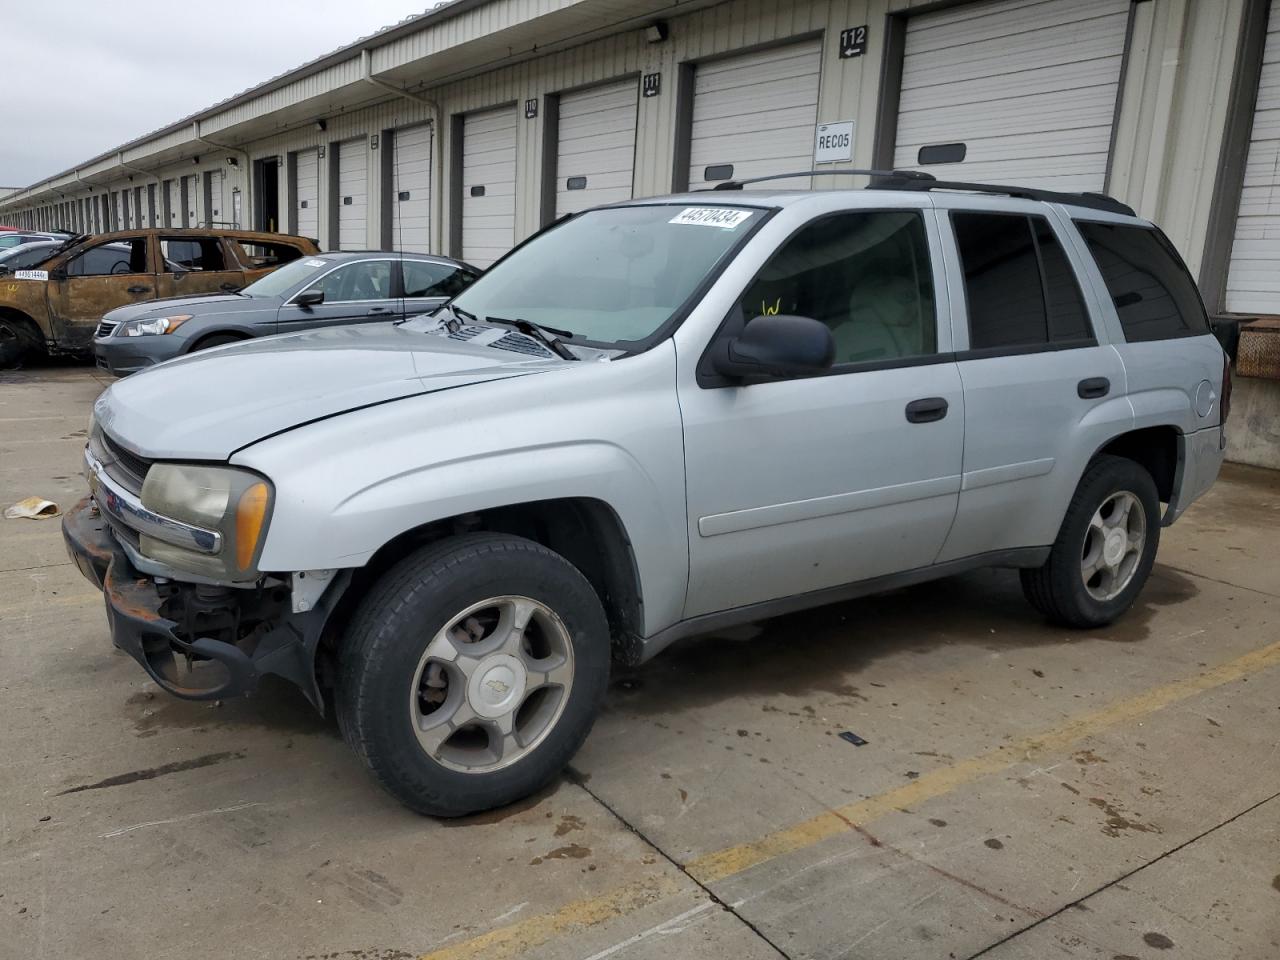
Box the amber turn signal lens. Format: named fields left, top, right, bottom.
left=235, top=482, right=270, bottom=571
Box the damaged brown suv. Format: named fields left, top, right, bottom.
left=0, top=228, right=320, bottom=366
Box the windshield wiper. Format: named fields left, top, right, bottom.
left=484, top=316, right=577, bottom=360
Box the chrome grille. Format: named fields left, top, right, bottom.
left=88, top=428, right=151, bottom=496
left=95, top=318, right=119, bottom=339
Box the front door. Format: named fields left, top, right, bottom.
left=47, top=235, right=157, bottom=349
left=275, top=258, right=399, bottom=334
left=936, top=207, right=1130, bottom=561
left=679, top=208, right=965, bottom=618
left=154, top=236, right=245, bottom=299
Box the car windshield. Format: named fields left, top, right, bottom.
left=0, top=243, right=59, bottom=269
left=449, top=204, right=766, bottom=344
left=238, top=256, right=329, bottom=298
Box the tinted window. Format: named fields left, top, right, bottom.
left=161, top=238, right=225, bottom=272
left=740, top=211, right=936, bottom=365
left=301, top=260, right=392, bottom=303
left=65, top=238, right=147, bottom=277
left=1076, top=222, right=1209, bottom=342
left=403, top=260, right=479, bottom=299
left=235, top=240, right=304, bottom=268
left=953, top=213, right=1092, bottom=349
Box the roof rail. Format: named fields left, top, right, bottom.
left=706, top=167, right=1136, bottom=216
left=708, top=169, right=936, bottom=190
left=873, top=176, right=1136, bottom=216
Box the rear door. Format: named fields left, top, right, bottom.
left=154, top=236, right=245, bottom=299
left=937, top=204, right=1129, bottom=562
left=46, top=235, right=158, bottom=348
left=276, top=258, right=398, bottom=333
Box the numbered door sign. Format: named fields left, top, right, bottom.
left=840, top=25, right=868, bottom=59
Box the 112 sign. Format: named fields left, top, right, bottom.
left=839, top=25, right=868, bottom=59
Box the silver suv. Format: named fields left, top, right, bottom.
left=64, top=173, right=1229, bottom=816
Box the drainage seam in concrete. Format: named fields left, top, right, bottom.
left=568, top=768, right=793, bottom=960
left=963, top=787, right=1280, bottom=959
left=1161, top=562, right=1280, bottom=600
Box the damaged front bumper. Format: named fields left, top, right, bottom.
left=62, top=496, right=341, bottom=709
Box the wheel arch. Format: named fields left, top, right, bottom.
left=320, top=497, right=645, bottom=672
left=185, top=328, right=252, bottom=353
left=1091, top=425, right=1180, bottom=504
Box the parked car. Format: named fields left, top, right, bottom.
left=0, top=228, right=320, bottom=366
left=0, top=240, right=64, bottom=272
left=0, top=230, right=62, bottom=250
left=93, top=251, right=480, bottom=376
left=64, top=175, right=1228, bottom=816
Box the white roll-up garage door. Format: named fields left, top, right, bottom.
left=556, top=79, right=638, bottom=216
left=687, top=39, right=822, bottom=191
left=184, top=174, right=199, bottom=226
left=204, top=170, right=228, bottom=226
left=165, top=179, right=179, bottom=225
left=294, top=149, right=320, bottom=241
left=1225, top=4, right=1280, bottom=314
left=461, top=106, right=518, bottom=267
left=893, top=0, right=1130, bottom=191
left=338, top=138, right=369, bottom=250
left=391, top=125, right=432, bottom=253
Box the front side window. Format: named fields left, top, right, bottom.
left=161, top=238, right=225, bottom=272
left=403, top=260, right=479, bottom=299
left=953, top=213, right=1092, bottom=350
left=1075, top=222, right=1209, bottom=342
left=739, top=210, right=937, bottom=365
left=300, top=260, right=393, bottom=303
left=451, top=204, right=766, bottom=345
left=64, top=237, right=148, bottom=277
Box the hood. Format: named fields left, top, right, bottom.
left=104, top=293, right=264, bottom=323
left=96, top=322, right=568, bottom=460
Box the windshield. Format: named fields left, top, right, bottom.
left=0, top=243, right=59, bottom=269
left=239, top=256, right=329, bottom=298
left=450, top=204, right=766, bottom=344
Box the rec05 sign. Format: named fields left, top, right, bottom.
left=814, top=121, right=854, bottom=164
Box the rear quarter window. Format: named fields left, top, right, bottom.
left=1075, top=222, right=1209, bottom=342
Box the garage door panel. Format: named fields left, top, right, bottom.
left=462, top=107, right=517, bottom=267
left=893, top=0, right=1127, bottom=190
left=1226, top=3, right=1280, bottom=312
left=555, top=79, right=638, bottom=216
left=687, top=39, right=820, bottom=191
left=337, top=139, right=368, bottom=250
left=391, top=125, right=432, bottom=253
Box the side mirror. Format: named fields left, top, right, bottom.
left=713, top=314, right=835, bottom=380
left=294, top=289, right=324, bottom=308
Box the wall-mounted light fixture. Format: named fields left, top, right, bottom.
left=226, top=156, right=239, bottom=167
left=315, top=119, right=327, bottom=132
left=646, top=20, right=669, bottom=43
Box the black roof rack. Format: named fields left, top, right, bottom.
left=707, top=168, right=1136, bottom=217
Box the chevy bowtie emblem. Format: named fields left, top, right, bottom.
left=485, top=679, right=510, bottom=695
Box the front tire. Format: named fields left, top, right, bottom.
left=1021, top=455, right=1160, bottom=628
left=0, top=315, right=44, bottom=368
left=336, top=533, right=610, bottom=816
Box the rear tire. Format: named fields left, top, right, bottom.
left=1020, top=455, right=1160, bottom=628
left=336, top=533, right=610, bottom=816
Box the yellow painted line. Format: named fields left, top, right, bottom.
left=687, top=636, right=1280, bottom=884
left=416, top=637, right=1280, bottom=959
left=419, top=874, right=684, bottom=960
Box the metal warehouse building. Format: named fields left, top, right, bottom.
left=4, top=0, right=1280, bottom=460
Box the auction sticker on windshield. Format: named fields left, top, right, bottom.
left=669, top=207, right=753, bottom=229
left=13, top=270, right=48, bottom=281
left=305, top=259, right=326, bottom=267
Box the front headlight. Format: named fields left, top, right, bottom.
left=140, top=463, right=273, bottom=580
left=117, top=314, right=192, bottom=337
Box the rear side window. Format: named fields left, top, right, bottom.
left=403, top=260, right=480, bottom=299
left=1075, top=222, right=1209, bottom=342
left=234, top=240, right=304, bottom=268
left=161, top=238, right=225, bottom=272
left=952, top=212, right=1093, bottom=350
